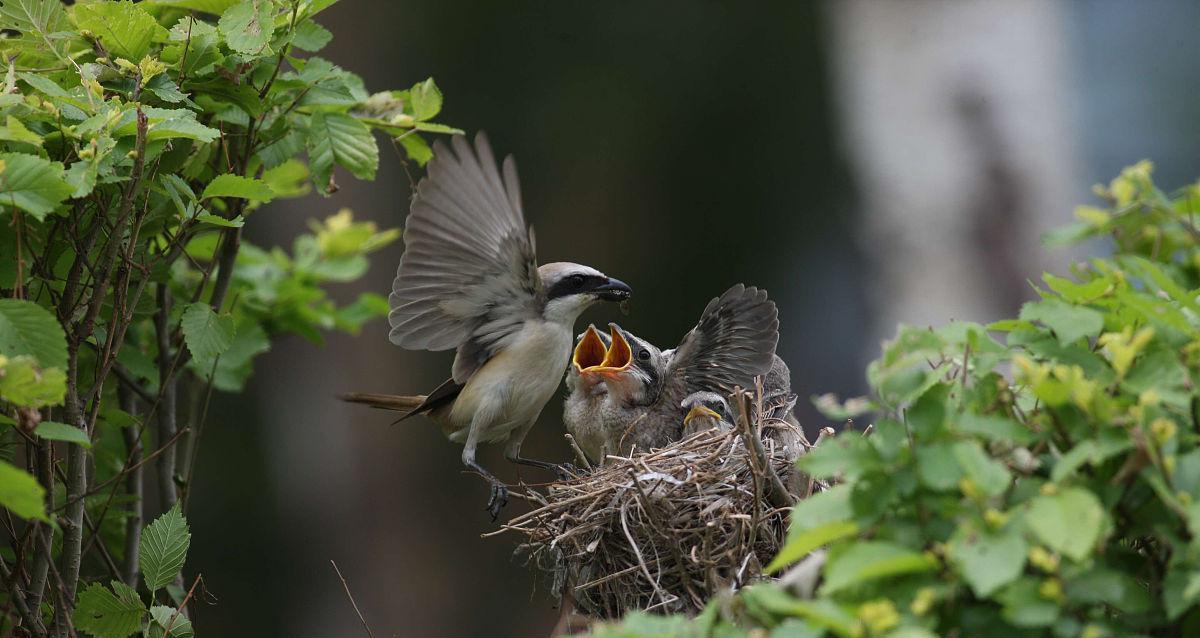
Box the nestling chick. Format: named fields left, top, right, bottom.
left=680, top=391, right=735, bottom=438
left=563, top=284, right=779, bottom=464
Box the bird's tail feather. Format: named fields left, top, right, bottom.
left=339, top=392, right=427, bottom=418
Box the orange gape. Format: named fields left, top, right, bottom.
left=572, top=325, right=633, bottom=380
left=572, top=326, right=608, bottom=371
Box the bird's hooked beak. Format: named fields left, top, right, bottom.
left=591, top=277, right=632, bottom=302
left=684, top=405, right=723, bottom=426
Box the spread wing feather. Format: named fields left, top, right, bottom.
left=666, top=284, right=779, bottom=396
left=388, top=133, right=542, bottom=383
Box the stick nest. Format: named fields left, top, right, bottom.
left=492, top=390, right=822, bottom=618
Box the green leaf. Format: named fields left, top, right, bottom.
left=73, top=0, right=169, bottom=62
left=820, top=541, right=936, bottom=595
left=0, top=354, right=66, bottom=407
left=0, top=459, right=47, bottom=521
left=180, top=303, right=235, bottom=367
left=398, top=132, right=432, bottom=166
left=65, top=158, right=98, bottom=197
left=1164, top=566, right=1200, bottom=620
left=148, top=605, right=193, bottom=638
left=195, top=212, right=244, bottom=227
left=1025, top=487, right=1106, bottom=562
left=948, top=527, right=1026, bottom=597
left=291, top=19, right=331, bottom=51
left=410, top=77, right=443, bottom=121
left=1019, top=298, right=1104, bottom=346
left=218, top=0, right=274, bottom=55
left=261, top=158, right=310, bottom=199
left=0, top=0, right=66, bottom=32
left=73, top=581, right=147, bottom=638
left=0, top=115, right=42, bottom=146
left=915, top=442, right=963, bottom=491
left=797, top=435, right=881, bottom=481
left=0, top=298, right=67, bottom=369
left=767, top=520, right=858, bottom=574
left=308, top=111, right=378, bottom=189
left=953, top=440, right=1011, bottom=497
left=996, top=578, right=1059, bottom=627
left=148, top=117, right=220, bottom=143
left=954, top=412, right=1036, bottom=445
left=35, top=421, right=91, bottom=448
left=140, top=504, right=191, bottom=592
left=201, top=174, right=275, bottom=202
left=0, top=152, right=72, bottom=219
left=147, top=0, right=237, bottom=14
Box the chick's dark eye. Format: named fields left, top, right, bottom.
left=637, top=349, right=651, bottom=362
left=568, top=274, right=586, bottom=288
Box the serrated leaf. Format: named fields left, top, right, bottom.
left=0, top=0, right=68, bottom=40
left=148, top=0, right=237, bottom=14
left=1025, top=487, right=1106, bottom=562
left=767, top=520, right=858, bottom=574
left=412, top=121, right=464, bottom=135
left=261, top=158, right=309, bottom=199
left=409, top=77, right=442, bottom=121
left=180, top=303, right=235, bottom=367
left=218, top=0, right=274, bottom=55
left=140, top=505, right=191, bottom=592
left=0, top=298, right=67, bottom=369
left=0, top=459, right=47, bottom=521
left=35, top=420, right=91, bottom=448
left=308, top=111, right=378, bottom=189
left=148, top=605, right=193, bottom=638
left=17, top=71, right=70, bottom=98
left=820, top=541, right=936, bottom=594
left=195, top=212, right=244, bottom=227
left=0, top=152, right=72, bottom=219
left=397, top=132, right=431, bottom=166
left=0, top=354, right=65, bottom=407
left=1019, top=298, right=1104, bottom=346
left=65, top=158, right=98, bottom=197
left=73, top=581, right=146, bottom=638
left=201, top=174, right=274, bottom=202
left=73, top=1, right=169, bottom=62
left=953, top=440, right=1011, bottom=497
left=0, top=115, right=42, bottom=146
left=291, top=19, right=331, bottom=51
left=948, top=527, right=1026, bottom=597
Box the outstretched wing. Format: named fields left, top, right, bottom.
left=665, top=284, right=779, bottom=396
left=387, top=132, right=542, bottom=382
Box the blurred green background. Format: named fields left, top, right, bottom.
left=185, top=1, right=1200, bottom=636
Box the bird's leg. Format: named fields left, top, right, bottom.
left=504, top=431, right=578, bottom=481
left=463, top=426, right=507, bottom=521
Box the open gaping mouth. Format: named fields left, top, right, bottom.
left=572, top=326, right=608, bottom=371
left=572, top=325, right=632, bottom=376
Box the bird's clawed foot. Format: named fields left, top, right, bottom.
left=485, top=480, right=509, bottom=521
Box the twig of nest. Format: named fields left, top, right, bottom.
left=490, top=385, right=826, bottom=619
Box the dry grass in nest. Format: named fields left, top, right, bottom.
left=490, top=388, right=825, bottom=618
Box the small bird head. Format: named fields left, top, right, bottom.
left=588, top=323, right=666, bottom=406
left=681, top=391, right=734, bottom=433
left=539, top=263, right=631, bottom=325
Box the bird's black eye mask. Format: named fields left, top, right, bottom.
left=546, top=273, right=609, bottom=300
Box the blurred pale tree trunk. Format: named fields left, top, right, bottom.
left=824, top=0, right=1082, bottom=347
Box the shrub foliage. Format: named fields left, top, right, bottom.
left=0, top=0, right=456, bottom=635
left=592, top=166, right=1200, bottom=638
